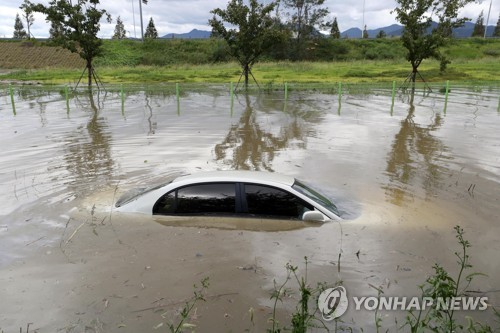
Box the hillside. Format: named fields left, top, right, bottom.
left=0, top=40, right=84, bottom=69
left=159, top=22, right=498, bottom=39
left=0, top=38, right=498, bottom=84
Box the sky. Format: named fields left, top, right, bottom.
left=0, top=0, right=497, bottom=39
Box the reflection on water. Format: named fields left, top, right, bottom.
left=64, top=92, right=114, bottom=196
left=384, top=95, right=448, bottom=205
left=215, top=94, right=310, bottom=171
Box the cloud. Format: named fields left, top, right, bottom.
left=0, top=0, right=496, bottom=39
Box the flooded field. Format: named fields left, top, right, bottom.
left=0, top=84, right=499, bottom=332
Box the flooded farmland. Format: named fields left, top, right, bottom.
left=0, top=84, right=499, bottom=332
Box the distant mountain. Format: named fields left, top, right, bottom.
left=341, top=22, right=496, bottom=38
left=161, top=22, right=496, bottom=40
left=369, top=24, right=404, bottom=38
left=341, top=27, right=362, bottom=38
left=452, top=21, right=496, bottom=37
left=162, top=29, right=211, bottom=39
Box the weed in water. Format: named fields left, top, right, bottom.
left=402, top=225, right=491, bottom=333
left=268, top=265, right=292, bottom=333
left=167, top=277, right=209, bottom=333
left=368, top=283, right=387, bottom=333
left=268, top=256, right=334, bottom=333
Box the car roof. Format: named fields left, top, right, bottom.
left=173, top=170, right=296, bottom=187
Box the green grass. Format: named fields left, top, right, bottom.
left=3, top=58, right=498, bottom=85
left=0, top=38, right=498, bottom=85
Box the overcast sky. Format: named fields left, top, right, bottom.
left=0, top=0, right=496, bottom=39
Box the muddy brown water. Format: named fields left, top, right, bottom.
left=0, top=86, right=499, bottom=332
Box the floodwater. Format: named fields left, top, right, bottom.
left=0, top=84, right=499, bottom=332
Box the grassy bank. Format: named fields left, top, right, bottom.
left=3, top=59, right=498, bottom=85
left=0, top=38, right=498, bottom=85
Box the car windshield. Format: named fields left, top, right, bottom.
left=115, top=180, right=175, bottom=207
left=292, top=180, right=339, bottom=216
left=115, top=172, right=186, bottom=208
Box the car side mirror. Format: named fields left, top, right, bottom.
left=302, top=210, right=325, bottom=222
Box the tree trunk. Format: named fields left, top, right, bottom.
left=87, top=59, right=93, bottom=88
left=410, top=63, right=418, bottom=95
left=244, top=64, right=249, bottom=89
left=411, top=64, right=418, bottom=83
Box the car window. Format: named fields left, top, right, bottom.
left=244, top=184, right=313, bottom=219
left=153, top=183, right=236, bottom=215
left=292, top=180, right=340, bottom=216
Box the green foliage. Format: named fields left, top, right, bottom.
left=2, top=38, right=498, bottom=83
left=94, top=40, right=142, bottom=66
left=281, top=0, right=330, bottom=60
left=31, top=0, right=111, bottom=87
left=112, top=16, right=126, bottom=39
left=443, top=38, right=500, bottom=61
left=376, top=30, right=387, bottom=38
left=472, top=11, right=485, bottom=37
left=330, top=17, right=340, bottom=39
left=483, top=49, right=500, bottom=57
left=13, top=14, right=28, bottom=39
left=19, top=0, right=35, bottom=39
left=494, top=14, right=500, bottom=37
left=363, top=44, right=398, bottom=60
left=328, top=40, right=350, bottom=59
left=402, top=226, right=491, bottom=333
left=268, top=257, right=331, bottom=333
left=209, top=0, right=279, bottom=86
left=363, top=25, right=369, bottom=39
left=310, top=38, right=350, bottom=61
left=392, top=0, right=475, bottom=81
left=48, top=20, right=64, bottom=44
left=167, top=277, right=209, bottom=333
left=144, top=17, right=158, bottom=39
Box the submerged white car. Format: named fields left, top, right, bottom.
left=115, top=171, right=341, bottom=224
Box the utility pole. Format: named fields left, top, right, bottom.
left=362, top=0, right=366, bottom=38
left=139, top=0, right=145, bottom=41
left=484, top=0, right=492, bottom=38
left=131, top=0, right=137, bottom=38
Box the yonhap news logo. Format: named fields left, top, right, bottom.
left=318, top=286, right=488, bottom=321
left=318, top=286, right=349, bottom=320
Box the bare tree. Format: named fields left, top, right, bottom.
left=20, top=0, right=35, bottom=39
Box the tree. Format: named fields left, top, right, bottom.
left=362, top=25, right=369, bottom=38
left=13, top=14, right=28, bottom=39
left=20, top=0, right=35, bottom=39
left=330, top=17, right=340, bottom=38
left=49, top=20, right=64, bottom=41
left=494, top=14, right=500, bottom=37
left=392, top=0, right=474, bottom=86
left=144, top=17, right=158, bottom=39
left=281, top=0, right=330, bottom=60
left=471, top=10, right=485, bottom=37
left=376, top=30, right=387, bottom=38
left=31, top=0, right=111, bottom=88
left=209, top=0, right=278, bottom=89
left=113, top=16, right=127, bottom=39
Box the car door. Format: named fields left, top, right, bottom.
left=240, top=183, right=314, bottom=220
left=152, top=182, right=242, bottom=228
